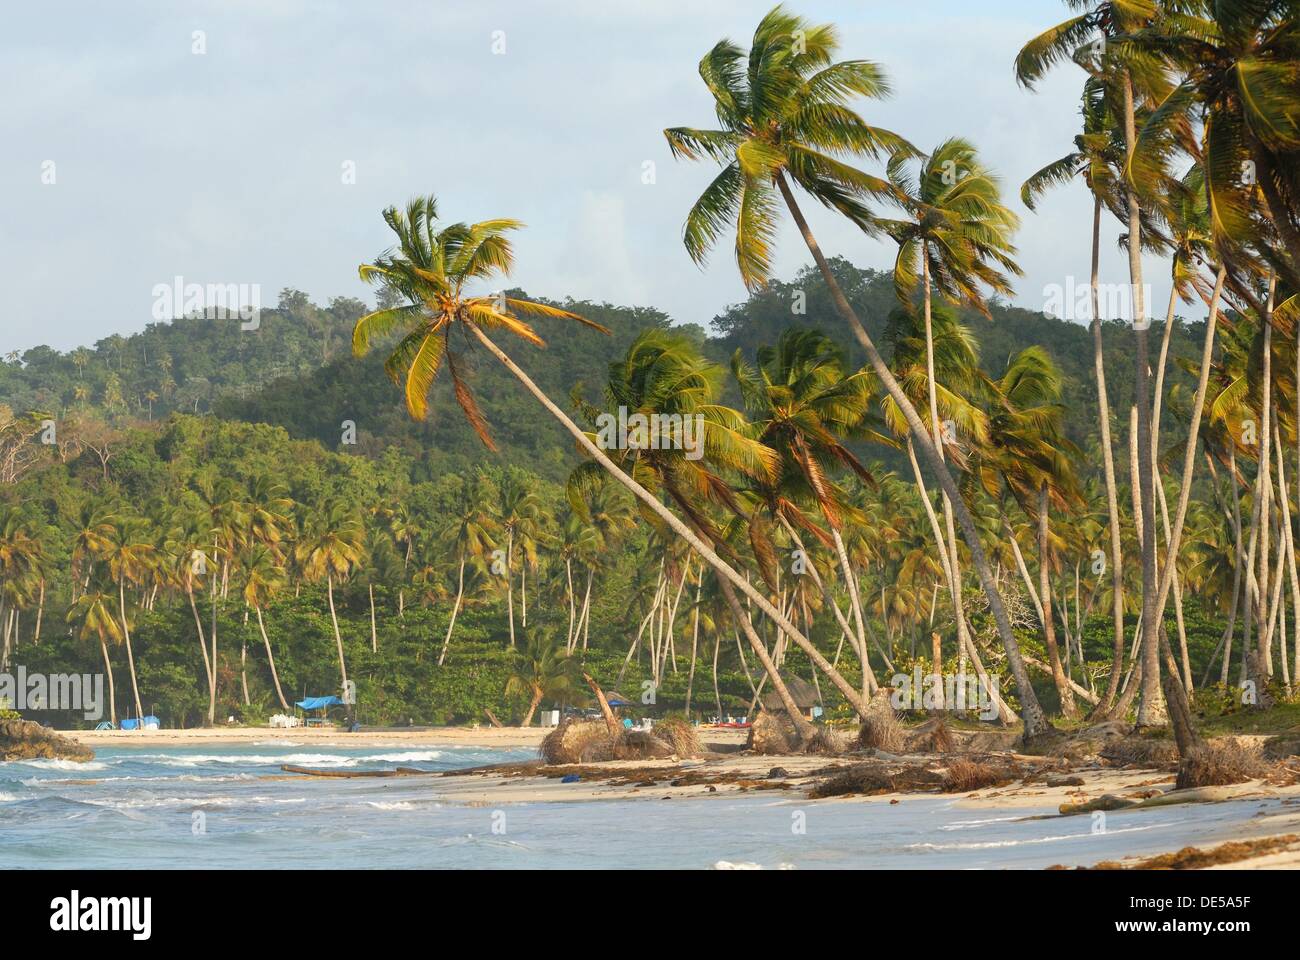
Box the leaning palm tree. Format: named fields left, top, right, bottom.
left=353, top=194, right=872, bottom=735
left=731, top=328, right=886, bottom=699
left=571, top=328, right=847, bottom=737
left=665, top=4, right=1048, bottom=735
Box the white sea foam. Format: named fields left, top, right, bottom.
left=11, top=759, right=108, bottom=771
left=908, top=822, right=1162, bottom=850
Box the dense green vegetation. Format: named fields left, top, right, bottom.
left=2, top=2, right=1299, bottom=750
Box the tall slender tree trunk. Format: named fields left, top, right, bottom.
left=1038, top=484, right=1076, bottom=715
left=256, top=605, right=289, bottom=711
left=438, top=556, right=465, bottom=666
left=118, top=576, right=145, bottom=722
left=685, top=567, right=702, bottom=715
left=565, top=557, right=577, bottom=652
left=187, top=583, right=212, bottom=716
left=100, top=636, right=117, bottom=725
left=369, top=583, right=377, bottom=653
left=908, top=442, right=1014, bottom=723
left=327, top=574, right=349, bottom=693
left=1121, top=73, right=1165, bottom=729
left=771, top=171, right=1047, bottom=737
left=505, top=530, right=516, bottom=647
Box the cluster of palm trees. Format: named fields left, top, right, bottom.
left=354, top=2, right=1300, bottom=749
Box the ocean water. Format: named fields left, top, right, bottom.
left=0, top=743, right=1281, bottom=869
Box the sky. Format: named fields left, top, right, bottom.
left=0, top=0, right=1181, bottom=354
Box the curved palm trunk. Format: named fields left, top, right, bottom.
left=771, top=172, right=1047, bottom=737
left=565, top=557, right=577, bottom=651
left=185, top=582, right=214, bottom=714
left=779, top=518, right=873, bottom=693
left=685, top=568, right=702, bottom=715
left=255, top=605, right=289, bottom=711
left=1147, top=267, right=1229, bottom=675
left=465, top=321, right=865, bottom=729
left=522, top=686, right=543, bottom=727
left=1038, top=485, right=1076, bottom=715
left=369, top=583, right=377, bottom=653
left=505, top=530, right=516, bottom=647
left=118, top=576, right=145, bottom=722
left=99, top=635, right=117, bottom=725
left=439, top=555, right=466, bottom=666
left=1088, top=198, right=1127, bottom=715
left=908, top=442, right=1014, bottom=723
left=829, top=527, right=877, bottom=697
left=326, top=574, right=349, bottom=695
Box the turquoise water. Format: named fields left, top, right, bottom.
left=0, top=743, right=1282, bottom=869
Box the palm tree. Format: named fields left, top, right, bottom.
left=982, top=347, right=1082, bottom=715
left=295, top=501, right=366, bottom=707
left=731, top=328, right=885, bottom=698
left=352, top=194, right=870, bottom=738
left=575, top=328, right=865, bottom=736
left=497, top=471, right=544, bottom=646
left=243, top=544, right=290, bottom=711
left=68, top=589, right=122, bottom=725
left=505, top=629, right=579, bottom=727
left=437, top=474, right=499, bottom=665
left=665, top=5, right=1048, bottom=736
left=1022, top=78, right=1134, bottom=712
left=163, top=506, right=215, bottom=723
left=102, top=515, right=154, bottom=722
left=1016, top=0, right=1169, bottom=729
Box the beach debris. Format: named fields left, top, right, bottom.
left=941, top=759, right=1021, bottom=793
left=1075, top=833, right=1300, bottom=870
left=808, top=760, right=946, bottom=798
left=748, top=711, right=797, bottom=755
left=1176, top=739, right=1268, bottom=789
left=613, top=730, right=675, bottom=760
left=540, top=718, right=617, bottom=764
left=904, top=717, right=954, bottom=754
left=854, top=690, right=903, bottom=754
left=560, top=774, right=582, bottom=783
left=1057, top=781, right=1274, bottom=816
left=1099, top=734, right=1180, bottom=769
left=653, top=717, right=703, bottom=758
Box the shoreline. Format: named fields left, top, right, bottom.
left=48, top=725, right=1300, bottom=869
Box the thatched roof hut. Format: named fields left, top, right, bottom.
left=759, top=675, right=819, bottom=716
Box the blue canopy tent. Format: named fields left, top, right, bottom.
left=296, top=696, right=343, bottom=710
left=120, top=716, right=160, bottom=731
left=295, top=695, right=344, bottom=728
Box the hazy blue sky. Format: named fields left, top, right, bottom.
left=2, top=0, right=1179, bottom=353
